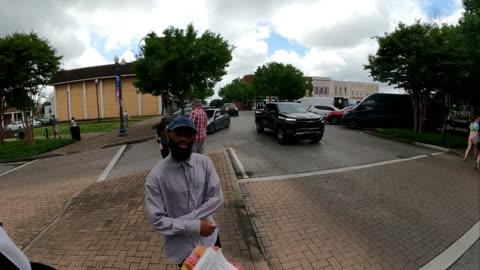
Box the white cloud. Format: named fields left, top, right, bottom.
left=64, top=47, right=108, bottom=69
left=0, top=0, right=465, bottom=94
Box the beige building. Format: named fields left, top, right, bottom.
left=51, top=63, right=162, bottom=121
left=310, top=76, right=379, bottom=101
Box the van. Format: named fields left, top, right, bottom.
left=342, top=93, right=413, bottom=129
left=297, top=97, right=348, bottom=109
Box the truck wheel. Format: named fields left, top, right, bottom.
left=311, top=136, right=322, bottom=143
left=349, top=120, right=359, bottom=129
left=276, top=128, right=287, bottom=144
left=331, top=117, right=339, bottom=125
left=256, top=122, right=264, bottom=133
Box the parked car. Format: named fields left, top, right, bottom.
left=172, top=107, right=193, bottom=118
left=325, top=106, right=354, bottom=125
left=255, top=102, right=325, bottom=144
left=32, top=119, right=42, bottom=127
left=172, top=104, right=210, bottom=118
left=223, top=103, right=239, bottom=116
left=7, top=121, right=25, bottom=131
left=204, top=109, right=230, bottom=134
left=307, top=104, right=339, bottom=117
left=342, top=93, right=413, bottom=129
left=39, top=116, right=51, bottom=125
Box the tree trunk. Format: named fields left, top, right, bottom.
left=0, top=99, right=4, bottom=144
left=180, top=97, right=185, bottom=116
left=417, top=95, right=427, bottom=133
left=22, top=112, right=34, bottom=145
left=411, top=95, right=419, bottom=133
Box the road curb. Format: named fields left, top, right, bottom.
left=227, top=147, right=249, bottom=179
left=362, top=130, right=461, bottom=156
left=99, top=135, right=156, bottom=149
left=0, top=152, right=66, bottom=164
left=221, top=150, right=269, bottom=270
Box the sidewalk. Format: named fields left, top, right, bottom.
left=23, top=150, right=264, bottom=270
left=50, top=116, right=162, bottom=155
left=9, top=117, right=267, bottom=270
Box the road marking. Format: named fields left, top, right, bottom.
left=228, top=147, right=249, bottom=179
left=240, top=152, right=444, bottom=183
left=0, top=160, right=37, bottom=177
left=98, top=145, right=127, bottom=182
left=420, top=221, right=479, bottom=270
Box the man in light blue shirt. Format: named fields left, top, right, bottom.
left=145, top=116, right=223, bottom=265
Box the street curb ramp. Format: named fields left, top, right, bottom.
left=221, top=150, right=269, bottom=270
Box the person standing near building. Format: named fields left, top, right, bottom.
left=70, top=117, right=78, bottom=127
left=189, top=99, right=208, bottom=154
left=50, top=115, right=61, bottom=139
left=123, top=110, right=129, bottom=128
left=156, top=118, right=170, bottom=159
left=464, top=115, right=479, bottom=162
left=145, top=116, right=223, bottom=266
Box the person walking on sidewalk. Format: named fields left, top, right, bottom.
left=476, top=129, right=480, bottom=170
left=123, top=109, right=129, bottom=128
left=464, top=115, right=479, bottom=162
left=145, top=116, right=223, bottom=266
left=50, top=115, right=61, bottom=139
left=189, top=99, right=208, bottom=154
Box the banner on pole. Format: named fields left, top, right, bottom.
left=115, top=75, right=120, bottom=103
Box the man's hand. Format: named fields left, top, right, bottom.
left=200, top=220, right=217, bottom=237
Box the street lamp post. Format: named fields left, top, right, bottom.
left=95, top=79, right=100, bottom=122
left=114, top=56, right=127, bottom=137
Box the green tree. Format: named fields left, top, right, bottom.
left=252, top=62, right=306, bottom=101
left=459, top=0, right=480, bottom=111
left=209, top=99, right=226, bottom=108
left=134, top=24, right=233, bottom=115
left=219, top=78, right=254, bottom=103
left=365, top=21, right=441, bottom=133
left=0, top=32, right=62, bottom=144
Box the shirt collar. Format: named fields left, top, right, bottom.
left=166, top=154, right=194, bottom=169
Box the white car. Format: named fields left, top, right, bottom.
left=307, top=104, right=339, bottom=117
left=7, top=121, right=25, bottom=131
left=32, top=119, right=42, bottom=127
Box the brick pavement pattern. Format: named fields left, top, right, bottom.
left=24, top=151, right=259, bottom=270
left=0, top=174, right=95, bottom=249
left=0, top=117, right=161, bottom=248
left=241, top=154, right=479, bottom=270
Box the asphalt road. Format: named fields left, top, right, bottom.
left=0, top=146, right=122, bottom=186
left=108, top=110, right=436, bottom=179
left=205, top=111, right=436, bottom=178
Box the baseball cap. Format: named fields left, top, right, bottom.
left=167, top=116, right=198, bottom=134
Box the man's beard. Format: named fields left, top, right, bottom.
left=169, top=141, right=193, bottom=161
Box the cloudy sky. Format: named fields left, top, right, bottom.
left=0, top=0, right=464, bottom=96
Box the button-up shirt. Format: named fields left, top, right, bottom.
left=190, top=108, right=208, bottom=143
left=145, top=153, right=224, bottom=264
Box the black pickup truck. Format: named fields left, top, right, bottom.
left=255, top=102, right=325, bottom=144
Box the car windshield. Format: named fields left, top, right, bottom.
left=224, top=103, right=235, bottom=108
left=277, top=103, right=307, bottom=113
left=204, top=110, right=215, bottom=118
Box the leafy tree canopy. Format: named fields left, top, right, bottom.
left=0, top=32, right=61, bottom=143
left=252, top=62, right=306, bottom=101
left=209, top=99, right=226, bottom=108
left=219, top=78, right=254, bottom=103
left=133, top=24, right=233, bottom=111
